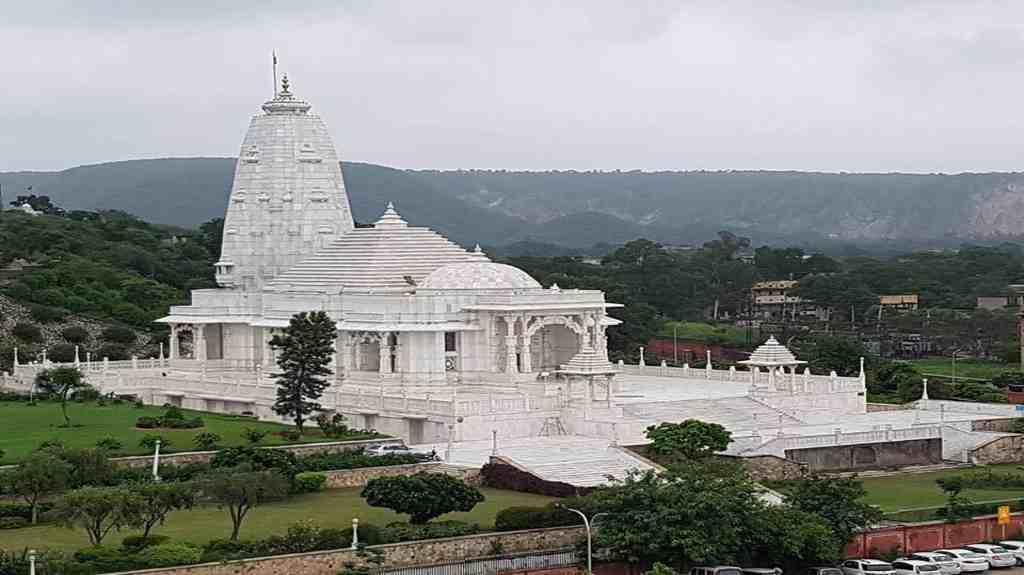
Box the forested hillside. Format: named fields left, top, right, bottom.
left=6, top=159, right=1024, bottom=249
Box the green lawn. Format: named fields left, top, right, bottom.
left=859, top=464, right=1024, bottom=512
left=0, top=400, right=373, bottom=464
left=0, top=487, right=554, bottom=552
left=658, top=321, right=750, bottom=347
left=907, top=358, right=1020, bottom=381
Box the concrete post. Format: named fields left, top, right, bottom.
left=351, top=518, right=359, bottom=549
left=152, top=439, right=162, bottom=482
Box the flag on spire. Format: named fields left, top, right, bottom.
left=272, top=51, right=278, bottom=97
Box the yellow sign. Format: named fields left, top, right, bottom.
left=998, top=505, right=1011, bottom=525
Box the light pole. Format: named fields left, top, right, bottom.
left=151, top=439, right=162, bottom=482
left=952, top=349, right=962, bottom=387
left=673, top=323, right=678, bottom=366
left=29, top=549, right=36, bottom=575
left=559, top=506, right=607, bottom=575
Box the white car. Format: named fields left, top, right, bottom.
left=891, top=560, right=942, bottom=575
left=842, top=559, right=897, bottom=575
left=934, top=550, right=990, bottom=572
left=907, top=552, right=962, bottom=575
left=964, top=545, right=1016, bottom=569
left=997, top=541, right=1024, bottom=566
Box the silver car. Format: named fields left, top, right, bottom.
left=907, top=552, right=962, bottom=575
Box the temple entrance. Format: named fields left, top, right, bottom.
left=205, top=324, right=224, bottom=360
left=356, top=338, right=381, bottom=371
left=534, top=325, right=579, bottom=371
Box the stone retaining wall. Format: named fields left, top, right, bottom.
left=737, top=454, right=805, bottom=481
left=866, top=403, right=910, bottom=412
left=321, top=462, right=481, bottom=488
left=970, top=435, right=1024, bottom=464
left=110, top=438, right=403, bottom=468
left=971, top=418, right=1020, bottom=433
left=107, top=527, right=584, bottom=575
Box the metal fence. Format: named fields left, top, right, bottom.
left=380, top=549, right=579, bottom=575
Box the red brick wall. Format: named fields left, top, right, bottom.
left=845, top=514, right=1024, bottom=558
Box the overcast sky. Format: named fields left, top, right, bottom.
left=4, top=1, right=1024, bottom=173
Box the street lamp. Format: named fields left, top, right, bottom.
left=558, top=506, right=607, bottom=575
left=151, top=439, right=162, bottom=482
left=952, top=349, right=962, bottom=387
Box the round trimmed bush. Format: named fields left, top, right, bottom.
left=96, top=343, right=129, bottom=361
left=48, top=343, right=77, bottom=363
left=0, top=517, right=28, bottom=530
left=12, top=322, right=42, bottom=343
left=139, top=543, right=202, bottom=568
left=121, top=534, right=170, bottom=551
left=30, top=305, right=68, bottom=324
left=293, top=472, right=327, bottom=494
left=61, top=326, right=90, bottom=344
left=100, top=325, right=136, bottom=344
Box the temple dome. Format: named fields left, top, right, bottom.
left=421, top=261, right=542, bottom=290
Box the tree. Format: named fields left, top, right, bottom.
left=270, top=311, right=338, bottom=433
left=134, top=482, right=196, bottom=537
left=588, top=467, right=762, bottom=565
left=3, top=452, right=70, bottom=523
left=992, top=371, right=1024, bottom=389
left=361, top=472, right=485, bottom=524
left=194, top=432, right=222, bottom=451
left=796, top=335, right=868, bottom=377
left=203, top=466, right=290, bottom=540
left=748, top=506, right=841, bottom=573
left=35, top=367, right=86, bottom=426
left=785, top=474, right=882, bottom=547
left=53, top=486, right=143, bottom=545
left=644, top=420, right=732, bottom=461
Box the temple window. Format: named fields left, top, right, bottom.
left=444, top=331, right=457, bottom=352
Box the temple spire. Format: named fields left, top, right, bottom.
left=272, top=51, right=278, bottom=97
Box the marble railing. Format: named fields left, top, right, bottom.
left=738, top=425, right=942, bottom=455
left=616, top=361, right=864, bottom=392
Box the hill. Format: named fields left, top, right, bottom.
left=5, top=160, right=1024, bottom=248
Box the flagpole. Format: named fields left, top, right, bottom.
left=272, top=51, right=278, bottom=97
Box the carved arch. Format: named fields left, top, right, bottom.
left=526, top=315, right=584, bottom=338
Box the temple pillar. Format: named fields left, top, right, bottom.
left=339, top=333, right=352, bottom=375
left=263, top=329, right=274, bottom=367
left=519, top=315, right=532, bottom=373
left=169, top=324, right=179, bottom=360
left=379, top=332, right=392, bottom=374
left=503, top=316, right=517, bottom=374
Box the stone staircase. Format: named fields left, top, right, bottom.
left=620, top=396, right=804, bottom=431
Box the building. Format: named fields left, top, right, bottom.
left=3, top=72, right=1017, bottom=486
left=751, top=280, right=826, bottom=321
left=976, top=296, right=1009, bottom=311
left=879, top=294, right=919, bottom=312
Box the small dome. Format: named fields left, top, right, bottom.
left=421, top=261, right=542, bottom=290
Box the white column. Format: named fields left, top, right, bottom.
left=520, top=316, right=532, bottom=373
left=378, top=333, right=391, bottom=374
left=503, top=316, right=517, bottom=374
left=195, top=325, right=207, bottom=361
left=339, top=333, right=351, bottom=375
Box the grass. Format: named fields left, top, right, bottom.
left=907, top=358, right=1020, bottom=381
left=0, top=400, right=375, bottom=464
left=856, top=464, right=1024, bottom=513
left=0, top=487, right=554, bottom=552
left=658, top=321, right=750, bottom=347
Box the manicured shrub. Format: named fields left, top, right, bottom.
left=200, top=539, right=258, bottom=562
left=100, top=325, right=137, bottom=344
left=494, top=504, right=581, bottom=531
left=210, top=446, right=300, bottom=478
left=193, top=432, right=222, bottom=451
left=136, top=416, right=160, bottom=429
left=48, top=343, right=77, bottom=363
left=361, top=473, right=485, bottom=524
left=30, top=305, right=68, bottom=324
left=96, top=343, right=129, bottom=361
left=163, top=405, right=185, bottom=421
left=61, top=326, right=90, bottom=344
left=139, top=434, right=171, bottom=451
left=381, top=520, right=479, bottom=542
left=121, top=534, right=170, bottom=551
left=292, top=472, right=327, bottom=494
left=72, top=545, right=138, bottom=574
left=138, top=543, right=202, bottom=568
left=95, top=437, right=123, bottom=451
left=12, top=322, right=42, bottom=343
left=0, top=517, right=29, bottom=530
left=243, top=428, right=267, bottom=444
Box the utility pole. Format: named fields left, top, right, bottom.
left=673, top=323, right=678, bottom=365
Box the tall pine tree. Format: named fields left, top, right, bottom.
left=270, top=311, right=337, bottom=433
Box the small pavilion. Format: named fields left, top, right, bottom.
left=739, top=336, right=806, bottom=389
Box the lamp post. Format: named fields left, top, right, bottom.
left=558, top=506, right=607, bottom=575
left=952, top=349, right=962, bottom=387
left=673, top=323, right=678, bottom=365
left=151, top=439, right=162, bottom=482
left=29, top=549, right=36, bottom=575
left=351, top=518, right=359, bottom=549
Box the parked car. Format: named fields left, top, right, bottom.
left=892, top=560, right=942, bottom=575
left=743, top=568, right=782, bottom=575
left=934, top=550, right=990, bottom=572
left=964, top=545, right=1016, bottom=569
left=807, top=568, right=843, bottom=575
left=371, top=444, right=411, bottom=456
left=690, top=567, right=744, bottom=575
left=907, top=552, right=962, bottom=575
left=841, top=559, right=897, bottom=575
left=997, top=541, right=1024, bottom=566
